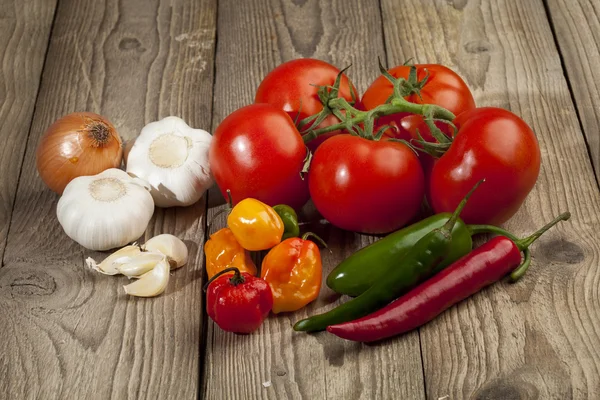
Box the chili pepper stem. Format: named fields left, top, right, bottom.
left=468, top=224, right=519, bottom=241
left=301, top=232, right=331, bottom=253
left=515, top=212, right=571, bottom=251
left=508, top=211, right=571, bottom=282
left=468, top=223, right=533, bottom=281
left=509, top=249, right=532, bottom=282
left=442, top=179, right=484, bottom=232
left=203, top=267, right=244, bottom=291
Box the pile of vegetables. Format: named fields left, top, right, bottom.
left=204, top=196, right=326, bottom=332
left=35, top=57, right=570, bottom=342
left=205, top=58, right=570, bottom=341
left=36, top=114, right=213, bottom=297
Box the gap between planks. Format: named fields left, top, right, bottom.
left=541, top=0, right=599, bottom=190
left=0, top=1, right=59, bottom=266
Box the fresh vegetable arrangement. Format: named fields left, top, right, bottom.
left=202, top=58, right=569, bottom=340
left=35, top=56, right=570, bottom=342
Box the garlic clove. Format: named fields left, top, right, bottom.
left=123, top=256, right=170, bottom=297
left=143, top=234, right=188, bottom=269
left=116, top=252, right=165, bottom=278
left=86, top=244, right=141, bottom=275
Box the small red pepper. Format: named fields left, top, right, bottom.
left=205, top=267, right=273, bottom=334
left=327, top=212, right=570, bottom=342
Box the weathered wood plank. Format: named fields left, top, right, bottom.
left=379, top=0, right=600, bottom=398
left=202, top=0, right=426, bottom=399
left=546, top=0, right=600, bottom=183
left=0, top=0, right=216, bottom=398
left=0, top=0, right=57, bottom=261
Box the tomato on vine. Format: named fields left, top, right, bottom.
left=255, top=58, right=358, bottom=150
left=427, top=107, right=541, bottom=225
left=361, top=63, right=475, bottom=141
left=308, top=135, right=425, bottom=235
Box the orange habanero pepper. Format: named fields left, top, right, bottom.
left=228, top=198, right=284, bottom=251
left=204, top=228, right=257, bottom=279
left=260, top=233, right=325, bottom=313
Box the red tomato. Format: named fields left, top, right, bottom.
left=308, top=135, right=425, bottom=234
left=255, top=58, right=358, bottom=150
left=361, top=64, right=475, bottom=140
left=209, top=104, right=310, bottom=210
left=429, top=107, right=541, bottom=225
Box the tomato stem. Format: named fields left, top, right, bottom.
left=302, top=96, right=455, bottom=144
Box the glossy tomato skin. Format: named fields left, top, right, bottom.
left=308, top=135, right=425, bottom=234
left=255, top=58, right=358, bottom=150
left=209, top=103, right=310, bottom=210
left=429, top=107, right=541, bottom=225
left=361, top=64, right=475, bottom=140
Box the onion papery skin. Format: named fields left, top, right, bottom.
left=36, top=112, right=123, bottom=194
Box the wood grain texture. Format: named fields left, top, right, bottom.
left=0, top=0, right=216, bottom=398
left=546, top=0, right=600, bottom=182
left=201, top=0, right=426, bottom=399
left=380, top=0, right=600, bottom=399
left=0, top=0, right=56, bottom=261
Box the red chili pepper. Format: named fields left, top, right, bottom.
left=327, top=212, right=570, bottom=342
left=205, top=267, right=273, bottom=334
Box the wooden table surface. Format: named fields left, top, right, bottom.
left=1, top=0, right=600, bottom=399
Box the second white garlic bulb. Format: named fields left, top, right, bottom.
left=57, top=169, right=155, bottom=251
left=126, top=116, right=213, bottom=207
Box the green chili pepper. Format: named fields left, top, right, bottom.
left=273, top=204, right=300, bottom=240
left=326, top=207, right=522, bottom=298
left=327, top=214, right=472, bottom=297
left=293, top=180, right=482, bottom=333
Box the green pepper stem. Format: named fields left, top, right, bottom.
left=202, top=267, right=244, bottom=291
left=468, top=224, right=519, bottom=241
left=515, top=212, right=571, bottom=251
left=468, top=224, right=530, bottom=281
left=470, top=212, right=570, bottom=282
left=442, top=179, right=484, bottom=233
left=510, top=248, right=532, bottom=282
left=301, top=232, right=328, bottom=249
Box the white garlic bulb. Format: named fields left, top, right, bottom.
left=57, top=168, right=155, bottom=251
left=126, top=116, right=213, bottom=207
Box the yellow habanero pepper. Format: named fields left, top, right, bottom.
left=261, top=233, right=325, bottom=313
left=204, top=228, right=257, bottom=279
left=227, top=198, right=284, bottom=251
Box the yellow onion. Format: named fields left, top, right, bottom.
left=36, top=112, right=123, bottom=194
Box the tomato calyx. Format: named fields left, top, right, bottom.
left=297, top=65, right=357, bottom=134
left=378, top=58, right=429, bottom=100
left=409, top=116, right=457, bottom=158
